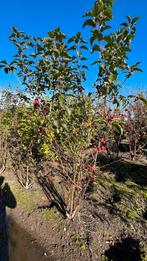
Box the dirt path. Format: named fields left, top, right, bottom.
left=1, top=162, right=147, bottom=261
left=0, top=197, right=8, bottom=260
left=8, top=218, right=54, bottom=261
left=0, top=174, right=55, bottom=261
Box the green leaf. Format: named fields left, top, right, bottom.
left=134, top=68, right=143, bottom=72
left=68, top=45, right=77, bottom=51
left=81, top=57, right=87, bottom=61
left=104, top=35, right=112, bottom=43
left=134, top=62, right=141, bottom=66
left=90, top=36, right=95, bottom=46
left=0, top=60, right=7, bottom=65
left=80, top=45, right=88, bottom=50
left=91, top=45, right=101, bottom=53
left=67, top=37, right=75, bottom=44
left=4, top=68, right=9, bottom=74
left=53, top=120, right=59, bottom=129
left=83, top=19, right=96, bottom=28
left=52, top=48, right=60, bottom=54
left=82, top=65, right=89, bottom=70
left=126, top=16, right=131, bottom=23
left=76, top=32, right=81, bottom=39
left=30, top=53, right=36, bottom=57
left=132, top=16, right=140, bottom=24
left=136, top=96, right=147, bottom=106
left=121, top=23, right=128, bottom=27
left=62, top=123, right=68, bottom=130
left=82, top=12, right=92, bottom=18
left=65, top=105, right=71, bottom=115
left=112, top=123, right=123, bottom=135
left=90, top=30, right=103, bottom=45
left=101, top=25, right=112, bottom=32
left=91, top=60, right=101, bottom=66
left=109, top=73, right=117, bottom=81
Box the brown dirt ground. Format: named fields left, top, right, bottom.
left=3, top=160, right=147, bottom=261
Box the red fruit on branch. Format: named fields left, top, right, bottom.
left=87, top=165, right=94, bottom=171
left=100, top=138, right=106, bottom=146
left=40, top=111, right=44, bottom=116
left=108, top=115, right=115, bottom=121
left=96, top=146, right=105, bottom=153
left=33, top=98, right=40, bottom=106
left=47, top=175, right=54, bottom=182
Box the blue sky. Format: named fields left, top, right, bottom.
left=0, top=0, right=147, bottom=95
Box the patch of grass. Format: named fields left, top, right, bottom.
left=97, top=174, right=113, bottom=189
left=126, top=182, right=147, bottom=199
left=140, top=241, right=147, bottom=261
left=101, top=254, right=108, bottom=261
left=70, top=231, right=88, bottom=251
left=97, top=173, right=136, bottom=194
left=3, top=171, right=41, bottom=212
left=41, top=208, right=57, bottom=221
left=15, top=188, right=40, bottom=212
left=125, top=207, right=142, bottom=220
left=95, top=172, right=147, bottom=222
left=59, top=222, right=67, bottom=233
left=97, top=172, right=147, bottom=199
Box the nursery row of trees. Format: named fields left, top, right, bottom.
left=0, top=0, right=147, bottom=219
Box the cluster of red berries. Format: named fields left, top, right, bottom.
left=100, top=138, right=106, bottom=146
left=33, top=98, right=40, bottom=106
left=93, top=138, right=106, bottom=153
left=86, top=165, right=94, bottom=171
left=33, top=99, right=49, bottom=116
left=47, top=175, right=54, bottom=182
left=96, top=146, right=105, bottom=153
left=107, top=113, right=125, bottom=122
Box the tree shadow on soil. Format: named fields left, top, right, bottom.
left=97, top=154, right=147, bottom=186
left=104, top=236, right=144, bottom=261
left=37, top=176, right=67, bottom=217
left=0, top=176, right=17, bottom=261
left=143, top=208, right=147, bottom=220
left=88, top=196, right=129, bottom=225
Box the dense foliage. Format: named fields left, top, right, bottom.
left=0, top=0, right=146, bottom=219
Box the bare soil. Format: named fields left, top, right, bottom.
left=2, top=159, right=147, bottom=261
